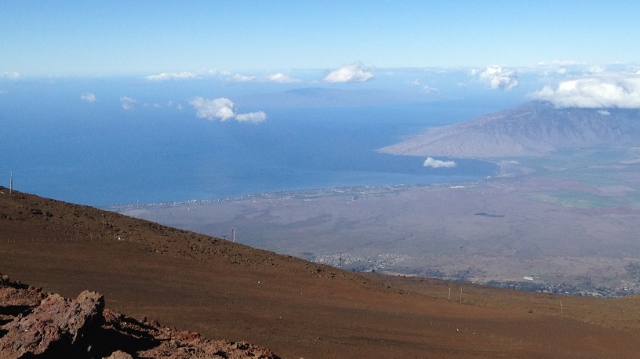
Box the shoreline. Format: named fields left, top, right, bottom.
left=104, top=176, right=493, bottom=213
left=104, top=156, right=502, bottom=211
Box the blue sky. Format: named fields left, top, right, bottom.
left=1, top=1, right=639, bottom=76
left=1, top=1, right=640, bottom=113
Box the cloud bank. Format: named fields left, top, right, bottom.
left=80, top=92, right=96, bottom=102
left=120, top=97, right=138, bottom=110
left=189, top=97, right=266, bottom=123
left=323, top=64, right=374, bottom=83
left=479, top=66, right=518, bottom=90
left=528, top=74, right=640, bottom=108
left=423, top=157, right=457, bottom=168
left=145, top=72, right=198, bottom=81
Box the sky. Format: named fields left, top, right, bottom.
left=1, top=1, right=640, bottom=112
left=1, top=1, right=639, bottom=77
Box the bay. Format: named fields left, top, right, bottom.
left=1, top=86, right=500, bottom=206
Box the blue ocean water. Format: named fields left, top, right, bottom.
left=0, top=80, right=502, bottom=207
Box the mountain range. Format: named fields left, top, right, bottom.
left=379, top=101, right=640, bottom=157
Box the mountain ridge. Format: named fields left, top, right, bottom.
left=379, top=101, right=640, bottom=157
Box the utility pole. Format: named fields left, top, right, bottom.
left=9, top=171, right=12, bottom=193
left=231, top=227, right=235, bottom=243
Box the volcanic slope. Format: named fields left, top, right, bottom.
left=379, top=101, right=640, bottom=157
left=1, top=187, right=640, bottom=358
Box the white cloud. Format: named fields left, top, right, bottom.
left=423, top=157, right=457, bottom=168
left=235, top=111, right=267, bottom=123
left=323, top=64, right=374, bottom=83
left=167, top=100, right=173, bottom=107
left=479, top=66, right=518, bottom=90
left=230, top=74, right=256, bottom=82
left=528, top=73, right=640, bottom=108
left=412, top=79, right=438, bottom=93
left=598, top=110, right=611, bottom=116
left=189, top=97, right=267, bottom=123
left=1, top=72, right=19, bottom=79
left=120, top=97, right=138, bottom=110
left=145, top=72, right=198, bottom=81
left=227, top=72, right=301, bottom=83
left=189, top=97, right=236, bottom=121
left=80, top=92, right=96, bottom=102
left=264, top=72, right=301, bottom=83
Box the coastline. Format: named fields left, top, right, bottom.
left=104, top=156, right=502, bottom=211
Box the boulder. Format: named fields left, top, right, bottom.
left=0, top=290, right=104, bottom=358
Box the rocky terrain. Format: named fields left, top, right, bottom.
left=0, top=274, right=278, bottom=359
left=379, top=101, right=640, bottom=157
left=3, top=186, right=640, bottom=358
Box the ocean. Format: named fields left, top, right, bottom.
left=1, top=80, right=503, bottom=207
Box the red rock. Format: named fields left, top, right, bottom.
left=0, top=290, right=104, bottom=358
left=0, top=277, right=280, bottom=359
left=104, top=350, right=134, bottom=359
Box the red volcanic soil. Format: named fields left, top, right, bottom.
left=1, top=186, right=639, bottom=358
left=0, top=276, right=277, bottom=358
